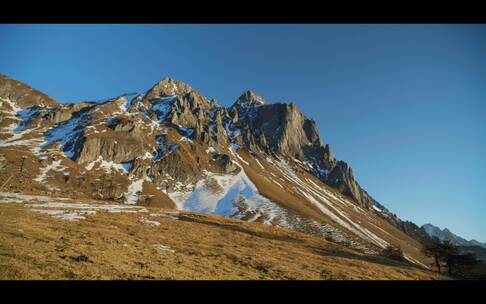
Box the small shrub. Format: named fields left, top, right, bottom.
left=255, top=262, right=272, bottom=273
left=381, top=245, right=405, bottom=262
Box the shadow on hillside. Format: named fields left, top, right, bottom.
left=309, top=245, right=415, bottom=269
left=177, top=214, right=303, bottom=243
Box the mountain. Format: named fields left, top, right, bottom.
left=422, top=223, right=486, bottom=249
left=0, top=74, right=436, bottom=269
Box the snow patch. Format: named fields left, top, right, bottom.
left=43, top=112, right=89, bottom=159
left=140, top=152, right=153, bottom=160
left=26, top=201, right=148, bottom=213
left=0, top=97, right=21, bottom=114
left=151, top=96, right=176, bottom=122
left=125, top=178, right=146, bottom=204
left=404, top=254, right=430, bottom=269
left=205, top=146, right=216, bottom=154
left=372, top=205, right=383, bottom=212
left=139, top=217, right=160, bottom=226
left=13, top=106, right=41, bottom=133
left=174, top=169, right=283, bottom=225
left=235, top=152, right=249, bottom=166
left=150, top=212, right=179, bottom=220
left=153, top=136, right=179, bottom=160
left=229, top=143, right=239, bottom=152
left=255, top=158, right=265, bottom=169
left=30, top=208, right=96, bottom=221
left=0, top=192, right=71, bottom=203
left=273, top=158, right=389, bottom=249
left=121, top=161, right=133, bottom=172
left=154, top=244, right=175, bottom=253
left=34, top=160, right=67, bottom=185
left=271, top=179, right=283, bottom=188
left=177, top=125, right=194, bottom=138
left=85, top=156, right=128, bottom=174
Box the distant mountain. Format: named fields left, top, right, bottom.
left=422, top=223, right=486, bottom=249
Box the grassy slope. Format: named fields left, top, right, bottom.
left=240, top=151, right=430, bottom=263
left=0, top=204, right=447, bottom=280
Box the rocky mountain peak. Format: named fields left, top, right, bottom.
left=233, top=90, right=266, bottom=108
left=209, top=98, right=220, bottom=108
left=143, top=77, right=194, bottom=101
left=222, top=89, right=377, bottom=209
left=324, top=144, right=334, bottom=159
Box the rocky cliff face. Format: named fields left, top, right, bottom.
left=0, top=74, right=434, bottom=264
left=228, top=91, right=378, bottom=209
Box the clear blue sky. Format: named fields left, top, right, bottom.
left=1, top=24, right=485, bottom=242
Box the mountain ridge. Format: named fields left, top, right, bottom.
left=0, top=74, right=437, bottom=268
left=422, top=223, right=486, bottom=248
left=76, top=76, right=380, bottom=212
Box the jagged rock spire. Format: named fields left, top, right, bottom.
left=143, top=76, right=194, bottom=101
left=230, top=107, right=239, bottom=123
left=231, top=90, right=266, bottom=111
left=322, top=144, right=336, bottom=168
left=237, top=90, right=265, bottom=103
left=209, top=98, right=220, bottom=108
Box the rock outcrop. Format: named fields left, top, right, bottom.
left=229, top=91, right=378, bottom=209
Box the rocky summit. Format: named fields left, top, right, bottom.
left=0, top=74, right=436, bottom=271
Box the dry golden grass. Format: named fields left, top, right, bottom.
left=0, top=204, right=447, bottom=280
